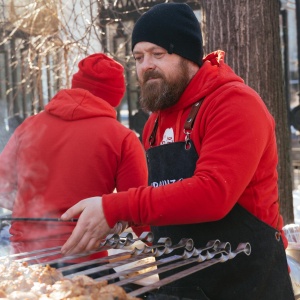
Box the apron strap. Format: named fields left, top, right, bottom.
left=149, top=118, right=159, bottom=146
left=149, top=98, right=205, bottom=146
left=184, top=98, right=205, bottom=131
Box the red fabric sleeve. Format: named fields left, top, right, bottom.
left=103, top=85, right=279, bottom=231
left=105, top=130, right=149, bottom=232
left=115, top=130, right=148, bottom=192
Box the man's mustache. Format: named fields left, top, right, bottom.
left=142, top=70, right=164, bottom=83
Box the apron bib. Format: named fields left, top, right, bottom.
left=145, top=101, right=294, bottom=300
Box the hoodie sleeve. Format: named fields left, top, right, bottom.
left=115, top=130, right=148, bottom=192
left=103, top=83, right=279, bottom=232
left=114, top=130, right=150, bottom=235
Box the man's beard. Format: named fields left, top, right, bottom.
left=139, top=59, right=190, bottom=112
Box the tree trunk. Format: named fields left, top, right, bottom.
left=200, top=0, right=294, bottom=224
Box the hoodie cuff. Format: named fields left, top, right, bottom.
left=102, top=191, right=131, bottom=228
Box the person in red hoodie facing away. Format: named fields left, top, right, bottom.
left=0, top=53, right=148, bottom=260
left=60, top=3, right=294, bottom=300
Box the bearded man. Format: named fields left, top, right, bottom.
left=60, top=3, right=294, bottom=300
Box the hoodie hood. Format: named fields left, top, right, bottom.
left=45, top=88, right=117, bottom=121
left=164, top=50, right=244, bottom=112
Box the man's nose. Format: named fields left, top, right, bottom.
left=141, top=55, right=155, bottom=72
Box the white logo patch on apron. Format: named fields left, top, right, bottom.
left=161, top=128, right=174, bottom=144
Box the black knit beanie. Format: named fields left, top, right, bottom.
left=131, top=3, right=203, bottom=66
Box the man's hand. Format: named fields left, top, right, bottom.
left=60, top=196, right=110, bottom=255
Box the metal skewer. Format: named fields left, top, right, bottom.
left=0, top=217, right=78, bottom=222
left=128, top=242, right=251, bottom=297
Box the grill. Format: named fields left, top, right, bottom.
left=0, top=231, right=251, bottom=298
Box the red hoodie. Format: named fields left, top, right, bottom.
left=103, top=51, right=288, bottom=248
left=0, top=88, right=148, bottom=256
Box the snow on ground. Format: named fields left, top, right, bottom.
left=293, top=189, right=300, bottom=225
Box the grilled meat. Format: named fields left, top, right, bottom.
left=0, top=259, right=140, bottom=300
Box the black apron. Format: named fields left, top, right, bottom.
left=145, top=101, right=294, bottom=300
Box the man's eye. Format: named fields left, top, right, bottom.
left=154, top=52, right=164, bottom=58
left=134, top=56, right=142, bottom=62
